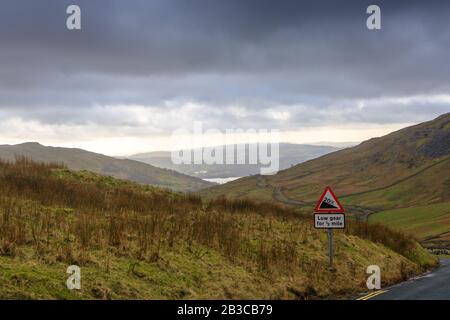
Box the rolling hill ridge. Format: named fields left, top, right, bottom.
left=0, top=142, right=212, bottom=192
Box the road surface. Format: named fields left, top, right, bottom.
left=358, top=259, right=450, bottom=300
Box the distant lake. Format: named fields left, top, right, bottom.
left=203, top=177, right=242, bottom=184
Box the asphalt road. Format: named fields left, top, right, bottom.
left=360, top=259, right=450, bottom=300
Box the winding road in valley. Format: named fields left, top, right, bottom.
left=255, top=157, right=450, bottom=222
left=256, top=175, right=374, bottom=221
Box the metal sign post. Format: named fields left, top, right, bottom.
left=327, top=228, right=333, bottom=267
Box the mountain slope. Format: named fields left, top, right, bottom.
left=0, top=142, right=212, bottom=192
left=129, top=143, right=339, bottom=179
left=0, top=159, right=437, bottom=299
left=202, top=113, right=450, bottom=209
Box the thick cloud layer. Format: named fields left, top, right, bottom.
left=0, top=0, right=449, bottom=150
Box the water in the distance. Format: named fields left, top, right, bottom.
left=203, top=177, right=242, bottom=184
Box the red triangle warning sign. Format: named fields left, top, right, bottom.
left=314, top=186, right=345, bottom=213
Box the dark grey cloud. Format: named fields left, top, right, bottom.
left=0, top=0, right=449, bottom=131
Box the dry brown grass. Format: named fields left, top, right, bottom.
left=0, top=158, right=433, bottom=288
left=0, top=158, right=303, bottom=273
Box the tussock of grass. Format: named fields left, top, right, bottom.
left=0, top=158, right=438, bottom=299
left=345, top=221, right=437, bottom=269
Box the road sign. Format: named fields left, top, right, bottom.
left=314, top=213, right=345, bottom=229
left=314, top=186, right=345, bottom=213
left=313, top=186, right=345, bottom=268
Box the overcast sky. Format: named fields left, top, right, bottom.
left=0, top=0, right=449, bottom=155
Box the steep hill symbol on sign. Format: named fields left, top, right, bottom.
left=314, top=186, right=345, bottom=213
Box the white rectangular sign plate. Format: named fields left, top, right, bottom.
left=314, top=213, right=345, bottom=229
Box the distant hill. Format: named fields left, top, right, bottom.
left=0, top=142, right=212, bottom=192
left=202, top=113, right=450, bottom=211
left=128, top=143, right=339, bottom=179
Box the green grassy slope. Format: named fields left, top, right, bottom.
left=342, top=157, right=450, bottom=209
left=0, top=236, right=433, bottom=300
left=0, top=159, right=437, bottom=299
left=369, top=202, right=450, bottom=239
left=0, top=142, right=212, bottom=192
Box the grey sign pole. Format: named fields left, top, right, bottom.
left=327, top=228, right=333, bottom=267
